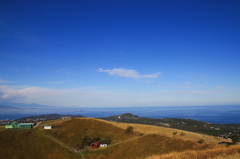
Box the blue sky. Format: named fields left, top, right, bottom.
left=0, top=0, right=240, bottom=107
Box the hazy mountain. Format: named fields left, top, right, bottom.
left=0, top=102, right=50, bottom=108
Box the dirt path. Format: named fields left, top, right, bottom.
left=107, top=134, right=147, bottom=148
left=38, top=119, right=71, bottom=126
left=36, top=129, right=85, bottom=159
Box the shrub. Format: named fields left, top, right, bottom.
left=197, top=139, right=205, bottom=144
left=229, top=135, right=240, bottom=144
left=173, top=131, right=177, bottom=135
left=125, top=126, right=134, bottom=134
left=180, top=132, right=185, bottom=136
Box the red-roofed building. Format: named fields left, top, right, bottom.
left=91, top=141, right=100, bottom=148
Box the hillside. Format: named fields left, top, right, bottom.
left=1, top=117, right=240, bottom=159
left=0, top=130, right=78, bottom=159
left=40, top=118, right=138, bottom=148
left=100, top=113, right=240, bottom=138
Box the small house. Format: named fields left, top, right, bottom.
left=100, top=144, right=108, bottom=147
left=44, top=126, right=52, bottom=129
left=91, top=141, right=100, bottom=148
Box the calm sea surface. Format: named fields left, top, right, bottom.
left=1, top=105, right=240, bottom=124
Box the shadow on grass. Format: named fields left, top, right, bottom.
left=219, top=141, right=234, bottom=146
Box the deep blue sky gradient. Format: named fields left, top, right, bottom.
left=0, top=0, right=240, bottom=107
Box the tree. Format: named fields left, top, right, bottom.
left=230, top=135, right=240, bottom=144
left=126, top=126, right=134, bottom=134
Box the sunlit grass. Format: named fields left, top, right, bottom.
left=145, top=145, right=240, bottom=159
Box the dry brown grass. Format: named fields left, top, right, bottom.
left=42, top=118, right=138, bottom=147
left=86, top=133, right=219, bottom=159
left=38, top=118, right=70, bottom=126
left=145, top=145, right=240, bottom=159
left=215, top=154, right=240, bottom=159
left=99, top=119, right=223, bottom=145
left=0, top=129, right=78, bottom=159
left=2, top=118, right=238, bottom=159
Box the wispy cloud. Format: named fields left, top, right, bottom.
left=97, top=68, right=161, bottom=79
left=177, top=81, right=192, bottom=89
left=184, top=81, right=192, bottom=85
left=177, top=86, right=191, bottom=89
left=0, top=79, right=15, bottom=84
left=56, top=68, right=70, bottom=73
left=200, top=74, right=207, bottom=77
left=215, top=86, right=226, bottom=89
left=0, top=85, right=239, bottom=107
left=46, top=80, right=73, bottom=84
left=12, top=67, right=20, bottom=72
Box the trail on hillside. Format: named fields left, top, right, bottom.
left=36, top=129, right=84, bottom=159
left=38, top=119, right=71, bottom=126
left=108, top=134, right=147, bottom=148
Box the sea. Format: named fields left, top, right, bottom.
left=1, top=105, right=240, bottom=124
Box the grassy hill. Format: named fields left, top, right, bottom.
left=86, top=134, right=217, bottom=159
left=1, top=117, right=240, bottom=159
left=41, top=118, right=138, bottom=148
left=0, top=130, right=78, bottom=159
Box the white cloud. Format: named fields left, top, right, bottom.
left=177, top=81, right=192, bottom=89
left=184, top=81, right=192, bottom=85
left=0, top=79, right=15, bottom=84
left=12, top=68, right=20, bottom=72
left=0, top=84, right=239, bottom=107
left=177, top=86, right=191, bottom=89
left=46, top=80, right=72, bottom=84
left=215, top=86, right=226, bottom=89
left=56, top=68, right=70, bottom=73
left=97, top=68, right=161, bottom=79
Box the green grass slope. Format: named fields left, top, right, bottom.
left=0, top=130, right=78, bottom=159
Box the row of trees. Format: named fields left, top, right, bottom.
left=74, top=126, right=134, bottom=150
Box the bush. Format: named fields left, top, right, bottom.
left=197, top=139, right=205, bottom=144
left=125, top=126, right=134, bottom=134
left=230, top=135, right=240, bottom=144
left=180, top=132, right=185, bottom=136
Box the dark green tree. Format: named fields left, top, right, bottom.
left=230, top=135, right=240, bottom=144
left=125, top=126, right=134, bottom=134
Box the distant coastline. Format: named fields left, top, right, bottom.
left=1, top=105, right=240, bottom=124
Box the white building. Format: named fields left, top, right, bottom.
left=100, top=144, right=108, bottom=147
left=44, top=126, right=52, bottom=129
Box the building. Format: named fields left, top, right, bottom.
left=100, top=144, right=108, bottom=147
left=18, top=123, right=34, bottom=129
left=5, top=121, right=19, bottom=129
left=91, top=141, right=100, bottom=148
left=5, top=122, right=34, bottom=129
left=44, top=126, right=52, bottom=129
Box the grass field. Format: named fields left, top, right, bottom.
left=1, top=118, right=240, bottom=159
left=145, top=145, right=240, bottom=159
left=0, top=129, right=79, bottom=159
left=100, top=118, right=224, bottom=144
left=42, top=118, right=139, bottom=147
